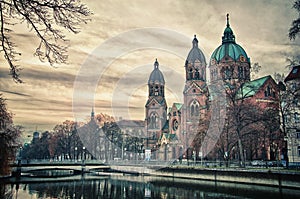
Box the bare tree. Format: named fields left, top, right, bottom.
left=226, top=84, right=263, bottom=167
left=289, top=0, right=300, bottom=40
left=0, top=0, right=91, bottom=82
left=250, top=62, right=261, bottom=79
left=0, top=94, right=21, bottom=175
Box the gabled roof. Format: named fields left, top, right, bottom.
left=236, top=75, right=271, bottom=99
left=285, top=65, right=300, bottom=82
left=183, top=81, right=207, bottom=94
left=173, top=103, right=183, bottom=110
left=145, top=96, right=166, bottom=107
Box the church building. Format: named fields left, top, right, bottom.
left=143, top=14, right=282, bottom=162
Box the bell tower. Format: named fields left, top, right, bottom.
left=182, top=35, right=209, bottom=153
left=145, top=59, right=168, bottom=143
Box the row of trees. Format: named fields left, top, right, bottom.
left=195, top=69, right=284, bottom=168
left=20, top=119, right=145, bottom=162
left=21, top=121, right=85, bottom=161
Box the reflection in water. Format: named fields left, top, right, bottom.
left=2, top=174, right=300, bottom=199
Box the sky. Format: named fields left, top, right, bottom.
left=0, top=0, right=300, bottom=137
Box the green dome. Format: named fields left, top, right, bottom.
left=210, top=14, right=249, bottom=63
left=211, top=43, right=249, bottom=62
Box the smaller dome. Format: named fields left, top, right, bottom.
left=148, top=59, right=165, bottom=84
left=186, top=35, right=206, bottom=64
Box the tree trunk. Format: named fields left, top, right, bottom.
left=238, top=138, right=245, bottom=167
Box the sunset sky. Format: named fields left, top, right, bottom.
left=0, top=0, right=299, bottom=137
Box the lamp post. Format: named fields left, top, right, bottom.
left=75, top=147, right=77, bottom=163
left=81, top=146, right=86, bottom=174
left=82, top=146, right=86, bottom=161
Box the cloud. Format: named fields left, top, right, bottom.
left=0, top=89, right=31, bottom=97
left=1, top=0, right=298, bottom=134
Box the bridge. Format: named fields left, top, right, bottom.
left=10, top=160, right=111, bottom=176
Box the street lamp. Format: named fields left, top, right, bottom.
left=82, top=146, right=86, bottom=161
left=82, top=146, right=86, bottom=174
left=75, top=147, right=77, bottom=162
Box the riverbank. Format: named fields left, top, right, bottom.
left=2, top=163, right=300, bottom=190
left=109, top=164, right=300, bottom=189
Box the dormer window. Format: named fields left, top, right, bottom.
left=240, top=56, right=246, bottom=62
left=211, top=59, right=216, bottom=65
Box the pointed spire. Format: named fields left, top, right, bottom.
left=192, top=34, right=198, bottom=48
left=222, top=13, right=235, bottom=44
left=154, top=58, right=159, bottom=69
left=91, top=107, right=95, bottom=120
left=226, top=13, right=230, bottom=27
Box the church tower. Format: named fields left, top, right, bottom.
left=182, top=35, right=209, bottom=154
left=145, top=59, right=168, bottom=143
left=209, top=14, right=251, bottom=87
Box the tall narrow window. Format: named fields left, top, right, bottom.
left=190, top=100, right=200, bottom=117
left=195, top=69, right=199, bottom=79
left=238, top=66, right=242, bottom=79
left=149, top=112, right=158, bottom=129
left=154, top=85, right=159, bottom=96
left=189, top=68, right=193, bottom=80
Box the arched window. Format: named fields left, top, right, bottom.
left=149, top=112, right=159, bottom=129
left=265, top=86, right=271, bottom=97
left=154, top=85, right=159, bottom=96
left=195, top=69, right=200, bottom=79
left=190, top=100, right=200, bottom=117
left=238, top=66, right=245, bottom=79
left=188, top=68, right=193, bottom=80
left=225, top=67, right=232, bottom=80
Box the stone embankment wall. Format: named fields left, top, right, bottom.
left=110, top=165, right=300, bottom=189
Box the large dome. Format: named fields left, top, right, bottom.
left=186, top=35, right=206, bottom=65
left=210, top=14, right=249, bottom=63
left=148, top=59, right=165, bottom=84
left=211, top=43, right=249, bottom=62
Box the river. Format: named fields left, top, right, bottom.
left=1, top=174, right=300, bottom=199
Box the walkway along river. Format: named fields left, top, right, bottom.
left=2, top=161, right=300, bottom=198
